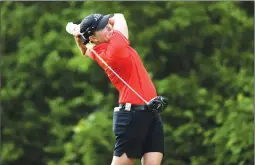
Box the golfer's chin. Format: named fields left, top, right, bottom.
left=105, top=34, right=113, bottom=42
left=99, top=33, right=113, bottom=43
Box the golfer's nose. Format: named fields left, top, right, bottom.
left=106, top=24, right=112, bottom=31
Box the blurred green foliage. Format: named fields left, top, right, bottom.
left=1, top=1, right=253, bottom=165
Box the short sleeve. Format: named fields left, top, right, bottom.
left=104, top=30, right=130, bottom=57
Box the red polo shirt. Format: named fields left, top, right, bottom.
left=87, top=30, right=157, bottom=104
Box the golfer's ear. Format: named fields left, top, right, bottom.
left=112, top=13, right=129, bottom=40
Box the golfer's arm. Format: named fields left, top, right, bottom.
left=74, top=35, right=88, bottom=56
left=112, top=13, right=129, bottom=39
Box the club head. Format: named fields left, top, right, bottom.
left=147, top=96, right=168, bottom=113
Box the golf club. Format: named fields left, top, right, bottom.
left=85, top=43, right=168, bottom=113
left=66, top=22, right=168, bottom=112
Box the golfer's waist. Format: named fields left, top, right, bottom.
left=118, top=103, right=150, bottom=111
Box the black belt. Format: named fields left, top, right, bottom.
left=119, top=104, right=151, bottom=111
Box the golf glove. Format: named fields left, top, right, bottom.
left=66, top=22, right=80, bottom=35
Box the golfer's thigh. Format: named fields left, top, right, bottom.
left=141, top=152, right=163, bottom=165
left=143, top=113, right=164, bottom=154
left=113, top=111, right=153, bottom=159
left=111, top=153, right=135, bottom=165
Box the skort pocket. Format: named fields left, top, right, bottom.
left=113, top=111, right=133, bottom=136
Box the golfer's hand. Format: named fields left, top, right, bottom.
left=66, top=22, right=80, bottom=36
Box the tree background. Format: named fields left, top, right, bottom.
left=1, top=1, right=254, bottom=165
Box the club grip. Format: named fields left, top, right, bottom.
left=79, top=35, right=87, bottom=44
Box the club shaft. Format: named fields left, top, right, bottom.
left=87, top=47, right=149, bottom=104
